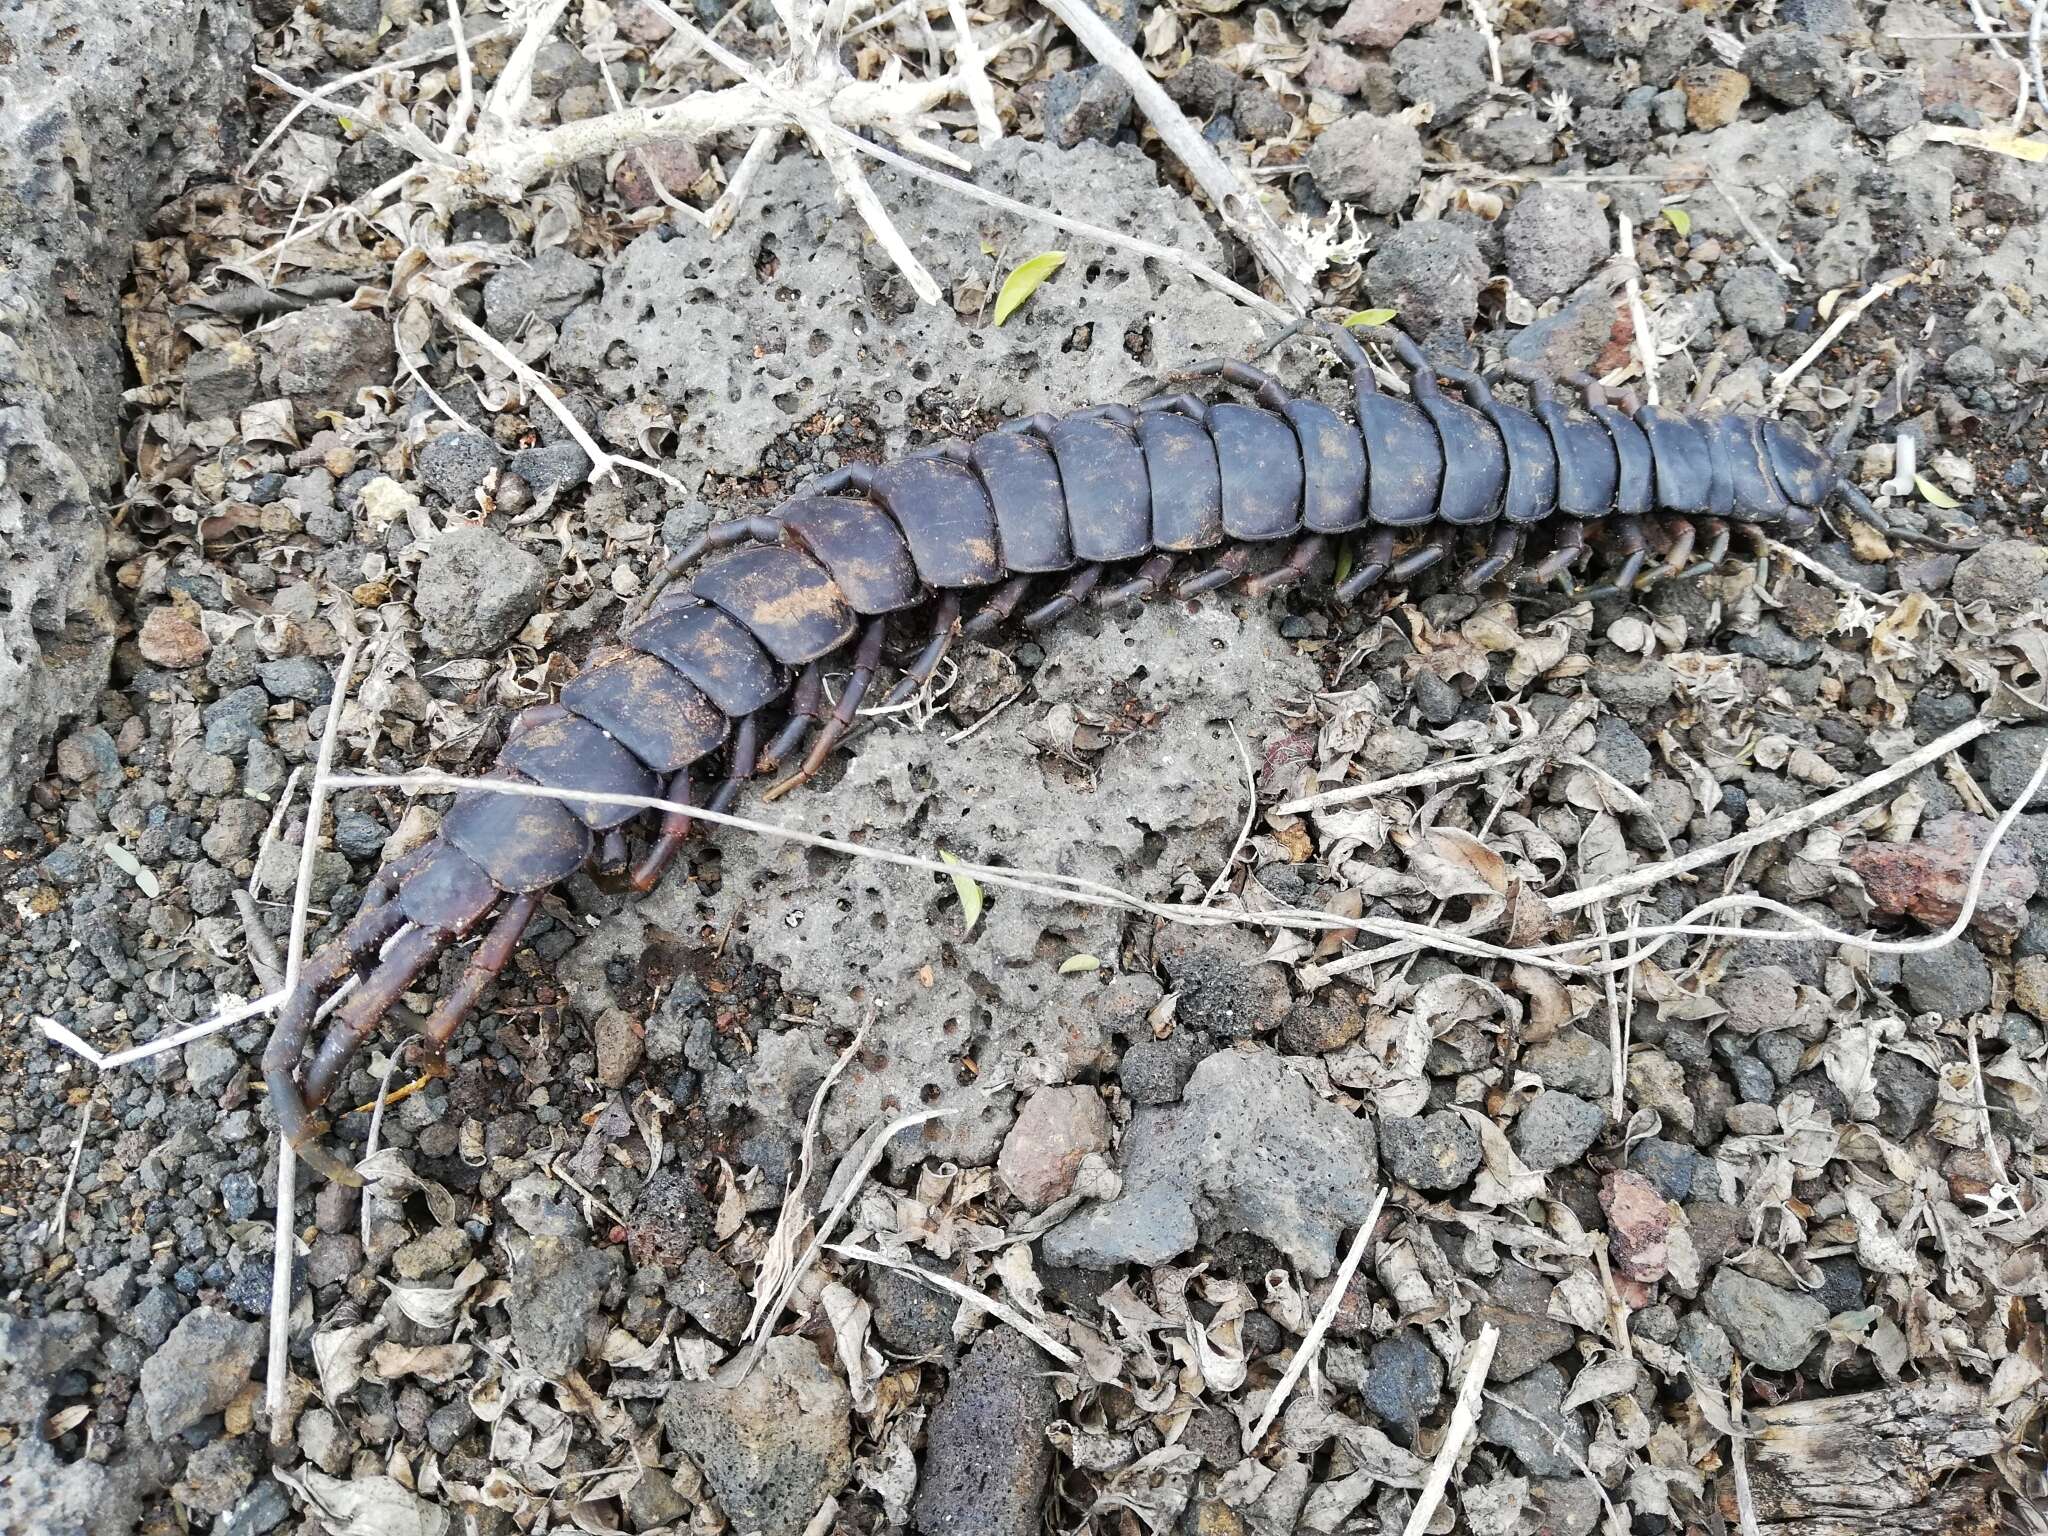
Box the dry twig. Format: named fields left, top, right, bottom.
left=1402, top=1323, right=1500, bottom=1536
left=1770, top=267, right=1928, bottom=408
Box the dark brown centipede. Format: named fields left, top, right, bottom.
left=262, top=321, right=1979, bottom=1182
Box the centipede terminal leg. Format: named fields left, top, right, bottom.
left=417, top=890, right=543, bottom=1071
left=301, top=924, right=446, bottom=1109
left=1528, top=520, right=1589, bottom=586
left=1681, top=517, right=1733, bottom=579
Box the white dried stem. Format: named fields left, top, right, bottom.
left=829, top=1241, right=1081, bottom=1365
left=443, top=1, right=476, bottom=153
left=252, top=64, right=467, bottom=171
left=1770, top=267, right=1926, bottom=409
left=1314, top=713, right=2002, bottom=980
left=42, top=1097, right=94, bottom=1250
left=266, top=638, right=361, bottom=1447
left=947, top=0, right=1004, bottom=142
left=1402, top=1323, right=1499, bottom=1536
left=1278, top=700, right=1597, bottom=814
left=1710, top=178, right=1800, bottom=283
left=484, top=0, right=574, bottom=129
left=1243, top=1188, right=1387, bottom=1453
left=425, top=288, right=683, bottom=489
left=1034, top=0, right=1319, bottom=312
left=1618, top=210, right=1659, bottom=406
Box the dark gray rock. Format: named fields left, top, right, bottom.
left=1379, top=1110, right=1481, bottom=1192
left=1119, top=1036, right=1201, bottom=1104
left=869, top=1257, right=956, bottom=1356
left=140, top=1305, right=262, bottom=1439
left=1729, top=618, right=1821, bottom=667
left=1468, top=1262, right=1575, bottom=1382
left=1475, top=110, right=1556, bottom=167
left=1944, top=344, right=1996, bottom=387
left=1391, top=28, right=1490, bottom=123
left=1676, top=1310, right=1733, bottom=1381
left=1044, top=1048, right=1378, bottom=1277
left=1308, top=113, right=1423, bottom=216
left=1871, top=1053, right=1939, bottom=1139
left=256, top=655, right=330, bottom=703
left=666, top=1246, right=752, bottom=1342
left=415, top=430, right=505, bottom=507
left=261, top=303, right=395, bottom=412
left=1741, top=30, right=1841, bottom=107
left=1153, top=924, right=1292, bottom=1039
left=663, top=1335, right=852, bottom=1536
left=1521, top=1030, right=1612, bottom=1100
left=1719, top=266, right=1789, bottom=337
left=1365, top=221, right=1488, bottom=337
left=1849, top=78, right=1922, bottom=138
left=483, top=247, right=603, bottom=331
left=1702, top=1265, right=1826, bottom=1371
left=1577, top=101, right=1651, bottom=164
left=416, top=526, right=547, bottom=655
left=1505, top=184, right=1608, bottom=302
left=1900, top=939, right=1993, bottom=1017
left=1043, top=66, right=1133, bottom=148
left=1164, top=60, right=1236, bottom=119
left=1360, top=1327, right=1441, bottom=1446
left=202, top=685, right=272, bottom=758
left=184, top=339, right=264, bottom=419
left=913, top=1330, right=1057, bottom=1536
left=506, top=439, right=593, bottom=496
left=1954, top=547, right=2048, bottom=615
left=1511, top=1090, right=1606, bottom=1171
left=507, top=1233, right=622, bottom=1377
left=1477, top=1363, right=1587, bottom=1475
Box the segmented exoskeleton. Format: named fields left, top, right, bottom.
left=264, top=322, right=1969, bottom=1181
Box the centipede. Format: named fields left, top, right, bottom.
left=263, top=320, right=1977, bottom=1182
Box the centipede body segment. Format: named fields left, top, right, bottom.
left=262, top=323, right=1968, bottom=1182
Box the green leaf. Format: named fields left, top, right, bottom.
left=993, top=252, right=1067, bottom=326
left=1058, top=953, right=1101, bottom=975
left=1333, top=537, right=1353, bottom=589
left=1342, top=308, right=1397, bottom=328
left=1662, top=205, right=1692, bottom=238
left=1914, top=474, right=1960, bottom=509
left=939, top=850, right=984, bottom=934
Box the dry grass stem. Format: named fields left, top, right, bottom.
left=1035, top=0, right=1318, bottom=311
left=1618, top=211, right=1659, bottom=405
left=42, top=1097, right=94, bottom=1251
left=1242, top=1187, right=1387, bottom=1453
left=1402, top=1322, right=1499, bottom=1536
left=1770, top=267, right=1928, bottom=408
left=827, top=1240, right=1082, bottom=1366
left=1277, top=700, right=1597, bottom=814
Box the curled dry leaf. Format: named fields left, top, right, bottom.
left=1405, top=826, right=1510, bottom=900
left=278, top=1472, right=450, bottom=1536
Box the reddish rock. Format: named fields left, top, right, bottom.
left=1846, top=812, right=2037, bottom=936
left=996, top=1086, right=1109, bottom=1210
left=1600, top=1170, right=1670, bottom=1284
left=614, top=140, right=704, bottom=209
left=1328, top=0, right=1445, bottom=48
left=138, top=605, right=210, bottom=668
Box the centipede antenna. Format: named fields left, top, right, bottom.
left=1831, top=479, right=1987, bottom=553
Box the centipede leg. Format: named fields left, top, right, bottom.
left=1334, top=528, right=1398, bottom=601
left=417, top=890, right=543, bottom=1071
left=1647, top=516, right=1697, bottom=584
left=1459, top=526, right=1523, bottom=592
left=624, top=515, right=787, bottom=628
left=629, top=768, right=697, bottom=892
left=873, top=590, right=963, bottom=707
left=1529, top=521, right=1588, bottom=585
left=1099, top=553, right=1177, bottom=607
left=1390, top=526, right=1452, bottom=582
left=300, top=923, right=447, bottom=1111
left=708, top=714, right=762, bottom=815
left=963, top=574, right=1033, bottom=641
left=1244, top=535, right=1327, bottom=598
left=1177, top=544, right=1252, bottom=597
left=768, top=620, right=888, bottom=799
left=1680, top=517, right=1732, bottom=578
left=1024, top=566, right=1103, bottom=629
left=758, top=661, right=827, bottom=775
left=1581, top=516, right=1649, bottom=600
